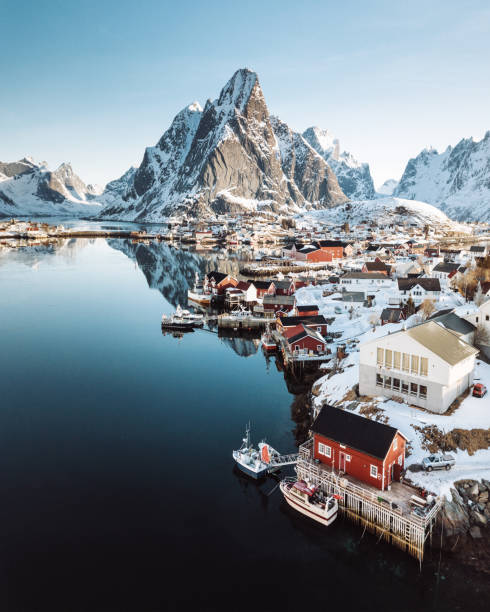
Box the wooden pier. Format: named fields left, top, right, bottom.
left=296, top=439, right=441, bottom=563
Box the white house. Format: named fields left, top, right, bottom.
left=340, top=272, right=393, bottom=292
left=359, top=321, right=478, bottom=414
left=394, top=277, right=441, bottom=305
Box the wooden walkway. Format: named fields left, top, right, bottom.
left=297, top=439, right=441, bottom=563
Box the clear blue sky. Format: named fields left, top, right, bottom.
left=1, top=0, right=489, bottom=188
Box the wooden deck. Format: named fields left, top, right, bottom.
left=297, top=439, right=441, bottom=562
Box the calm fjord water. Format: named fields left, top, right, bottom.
left=0, top=238, right=485, bottom=611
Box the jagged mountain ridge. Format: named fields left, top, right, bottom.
left=394, top=131, right=490, bottom=221
left=98, top=69, right=348, bottom=221
left=302, top=127, right=376, bottom=200
left=0, top=157, right=101, bottom=217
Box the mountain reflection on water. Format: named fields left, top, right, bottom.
left=107, top=239, right=249, bottom=306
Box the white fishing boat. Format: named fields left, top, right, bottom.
left=187, top=272, right=212, bottom=306
left=161, top=312, right=195, bottom=331
left=280, top=478, right=339, bottom=526
left=176, top=305, right=205, bottom=326
left=232, top=425, right=281, bottom=479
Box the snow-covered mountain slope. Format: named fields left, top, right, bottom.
left=98, top=68, right=348, bottom=221
left=302, top=127, right=375, bottom=200
left=0, top=157, right=101, bottom=217
left=270, top=116, right=346, bottom=207
left=377, top=179, right=398, bottom=196
left=394, top=132, right=490, bottom=221
left=299, top=196, right=467, bottom=231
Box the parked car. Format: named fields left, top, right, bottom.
left=473, top=383, right=488, bottom=398
left=422, top=453, right=455, bottom=471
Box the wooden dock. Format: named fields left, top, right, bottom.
left=296, top=439, right=441, bottom=563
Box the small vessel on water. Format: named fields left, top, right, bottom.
left=261, top=323, right=277, bottom=352
left=187, top=272, right=212, bottom=306
left=232, top=425, right=281, bottom=479
left=161, top=305, right=205, bottom=331
left=280, top=478, right=339, bottom=526
left=177, top=305, right=205, bottom=327
left=161, top=313, right=195, bottom=331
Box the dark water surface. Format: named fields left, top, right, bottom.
left=0, top=238, right=486, bottom=611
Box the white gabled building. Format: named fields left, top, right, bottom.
left=340, top=272, right=393, bottom=292
left=359, top=321, right=478, bottom=414
left=393, top=277, right=441, bottom=306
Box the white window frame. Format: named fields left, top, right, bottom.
left=398, top=455, right=403, bottom=466
left=318, top=442, right=331, bottom=458
left=370, top=464, right=378, bottom=478
left=393, top=437, right=397, bottom=451
left=345, top=454, right=351, bottom=462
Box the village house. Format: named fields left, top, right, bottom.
left=263, top=294, right=296, bottom=314
left=311, top=405, right=408, bottom=492
left=285, top=323, right=328, bottom=355
left=395, top=277, right=441, bottom=305
left=361, top=260, right=391, bottom=275
left=277, top=314, right=328, bottom=336
left=295, top=304, right=319, bottom=317
left=340, top=272, right=393, bottom=292
left=380, top=307, right=405, bottom=325
left=469, top=245, right=487, bottom=260
left=359, top=321, right=479, bottom=414
left=431, top=262, right=460, bottom=285
left=428, top=309, right=476, bottom=345
left=204, top=271, right=238, bottom=295
left=311, top=240, right=345, bottom=259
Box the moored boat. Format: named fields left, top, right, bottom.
left=261, top=323, right=277, bottom=352
left=232, top=425, right=281, bottom=479
left=280, top=478, right=338, bottom=526
left=161, top=313, right=195, bottom=331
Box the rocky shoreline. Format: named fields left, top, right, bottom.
left=435, top=479, right=490, bottom=574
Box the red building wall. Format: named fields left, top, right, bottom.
left=313, top=432, right=405, bottom=491
left=306, top=250, right=333, bottom=263
left=318, top=246, right=343, bottom=259
left=290, top=335, right=326, bottom=353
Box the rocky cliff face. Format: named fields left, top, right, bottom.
left=302, top=126, right=376, bottom=200
left=98, top=69, right=348, bottom=221
left=271, top=116, right=347, bottom=209
left=394, top=132, right=490, bottom=222
left=0, top=157, right=101, bottom=217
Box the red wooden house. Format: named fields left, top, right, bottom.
left=314, top=240, right=344, bottom=259
left=252, top=280, right=276, bottom=298
left=204, top=272, right=238, bottom=295
left=286, top=324, right=327, bottom=354
left=295, top=304, right=319, bottom=317
left=311, top=405, right=407, bottom=491
left=263, top=294, right=295, bottom=314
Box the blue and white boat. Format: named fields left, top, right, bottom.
left=232, top=425, right=281, bottom=479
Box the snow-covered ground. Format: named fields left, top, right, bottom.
left=296, top=282, right=490, bottom=498
left=297, top=196, right=471, bottom=233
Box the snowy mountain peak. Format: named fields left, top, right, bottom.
left=302, top=126, right=339, bottom=159
left=97, top=68, right=347, bottom=221
left=394, top=131, right=490, bottom=221
left=216, top=68, right=258, bottom=113
left=0, top=157, right=101, bottom=217
left=303, top=126, right=375, bottom=200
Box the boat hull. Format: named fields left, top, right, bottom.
left=188, top=291, right=211, bottom=306
left=161, top=322, right=195, bottom=331
left=280, top=482, right=338, bottom=526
